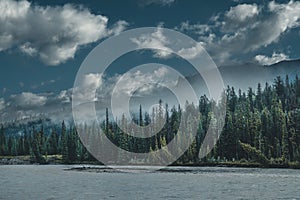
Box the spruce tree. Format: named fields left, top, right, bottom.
left=0, top=125, right=6, bottom=155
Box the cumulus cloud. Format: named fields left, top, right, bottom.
left=10, top=92, right=47, bottom=108
left=112, top=67, right=176, bottom=97
left=225, top=4, right=259, bottom=22
left=177, top=21, right=211, bottom=36
left=0, top=66, right=179, bottom=122
left=57, top=89, right=72, bottom=103
left=178, top=1, right=300, bottom=64
left=73, top=73, right=103, bottom=104
left=131, top=27, right=204, bottom=59
left=268, top=1, right=300, bottom=31
left=177, top=43, right=204, bottom=59
left=0, top=91, right=72, bottom=122
left=72, top=68, right=177, bottom=122
left=131, top=28, right=173, bottom=58
left=0, top=0, right=128, bottom=65
left=254, top=52, right=290, bottom=65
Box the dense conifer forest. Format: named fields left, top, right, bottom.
left=1, top=75, right=300, bottom=167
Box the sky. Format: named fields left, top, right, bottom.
left=1, top=0, right=300, bottom=122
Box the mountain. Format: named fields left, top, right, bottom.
left=2, top=59, right=300, bottom=124
left=269, top=59, right=300, bottom=76
left=184, top=59, right=300, bottom=95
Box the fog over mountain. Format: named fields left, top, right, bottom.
left=185, top=59, right=300, bottom=96
left=1, top=59, right=300, bottom=124
left=222, top=59, right=300, bottom=90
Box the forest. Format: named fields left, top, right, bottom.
left=1, top=75, right=300, bottom=167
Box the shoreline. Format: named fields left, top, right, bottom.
left=1, top=156, right=300, bottom=169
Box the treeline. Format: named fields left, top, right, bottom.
left=1, top=75, right=300, bottom=165
left=215, top=75, right=300, bottom=164
left=0, top=121, right=95, bottom=163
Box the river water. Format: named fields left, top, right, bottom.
left=0, top=165, right=299, bottom=200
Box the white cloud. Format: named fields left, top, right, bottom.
left=40, top=79, right=56, bottom=87
left=1, top=91, right=72, bottom=122
left=10, top=92, right=47, bottom=108
left=19, top=42, right=37, bottom=56
left=254, top=52, right=290, bottom=65
left=131, top=26, right=205, bottom=60
left=82, top=73, right=102, bottom=94
left=177, top=43, right=204, bottom=59
left=131, top=28, right=172, bottom=58
left=73, top=73, right=103, bottom=104
left=0, top=98, right=5, bottom=111
left=0, top=0, right=128, bottom=65
left=0, top=67, right=179, bottom=122
left=177, top=21, right=211, bottom=36
left=58, top=89, right=72, bottom=103
left=154, top=67, right=168, bottom=78
left=138, top=0, right=176, bottom=7
left=268, top=1, right=300, bottom=32
left=178, top=1, right=300, bottom=64
left=225, top=4, right=259, bottom=22
left=108, top=20, right=129, bottom=35
left=113, top=67, right=175, bottom=97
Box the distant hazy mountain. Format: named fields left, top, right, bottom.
left=184, top=59, right=300, bottom=95
left=3, top=59, right=300, bottom=124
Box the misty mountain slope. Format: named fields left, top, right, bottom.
left=184, top=59, right=300, bottom=94
left=2, top=60, right=300, bottom=124
left=268, top=59, right=300, bottom=77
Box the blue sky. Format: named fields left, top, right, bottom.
left=0, top=0, right=300, bottom=121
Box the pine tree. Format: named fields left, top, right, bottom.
left=31, top=128, right=46, bottom=164
left=0, top=125, right=6, bottom=155
left=48, top=131, right=58, bottom=155
left=219, top=111, right=236, bottom=161
left=281, top=115, right=289, bottom=163
left=61, top=121, right=69, bottom=163
left=256, top=83, right=263, bottom=111
left=67, top=127, right=77, bottom=162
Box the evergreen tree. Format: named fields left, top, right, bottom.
left=31, top=128, right=46, bottom=164
left=0, top=125, right=6, bottom=155
left=61, top=121, right=68, bottom=163
left=219, top=111, right=236, bottom=161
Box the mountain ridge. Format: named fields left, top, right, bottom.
left=184, top=59, right=300, bottom=94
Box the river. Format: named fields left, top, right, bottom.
left=0, top=165, right=299, bottom=199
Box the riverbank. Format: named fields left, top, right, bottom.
left=1, top=155, right=300, bottom=169
left=170, top=161, right=300, bottom=169
left=0, top=155, right=62, bottom=165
